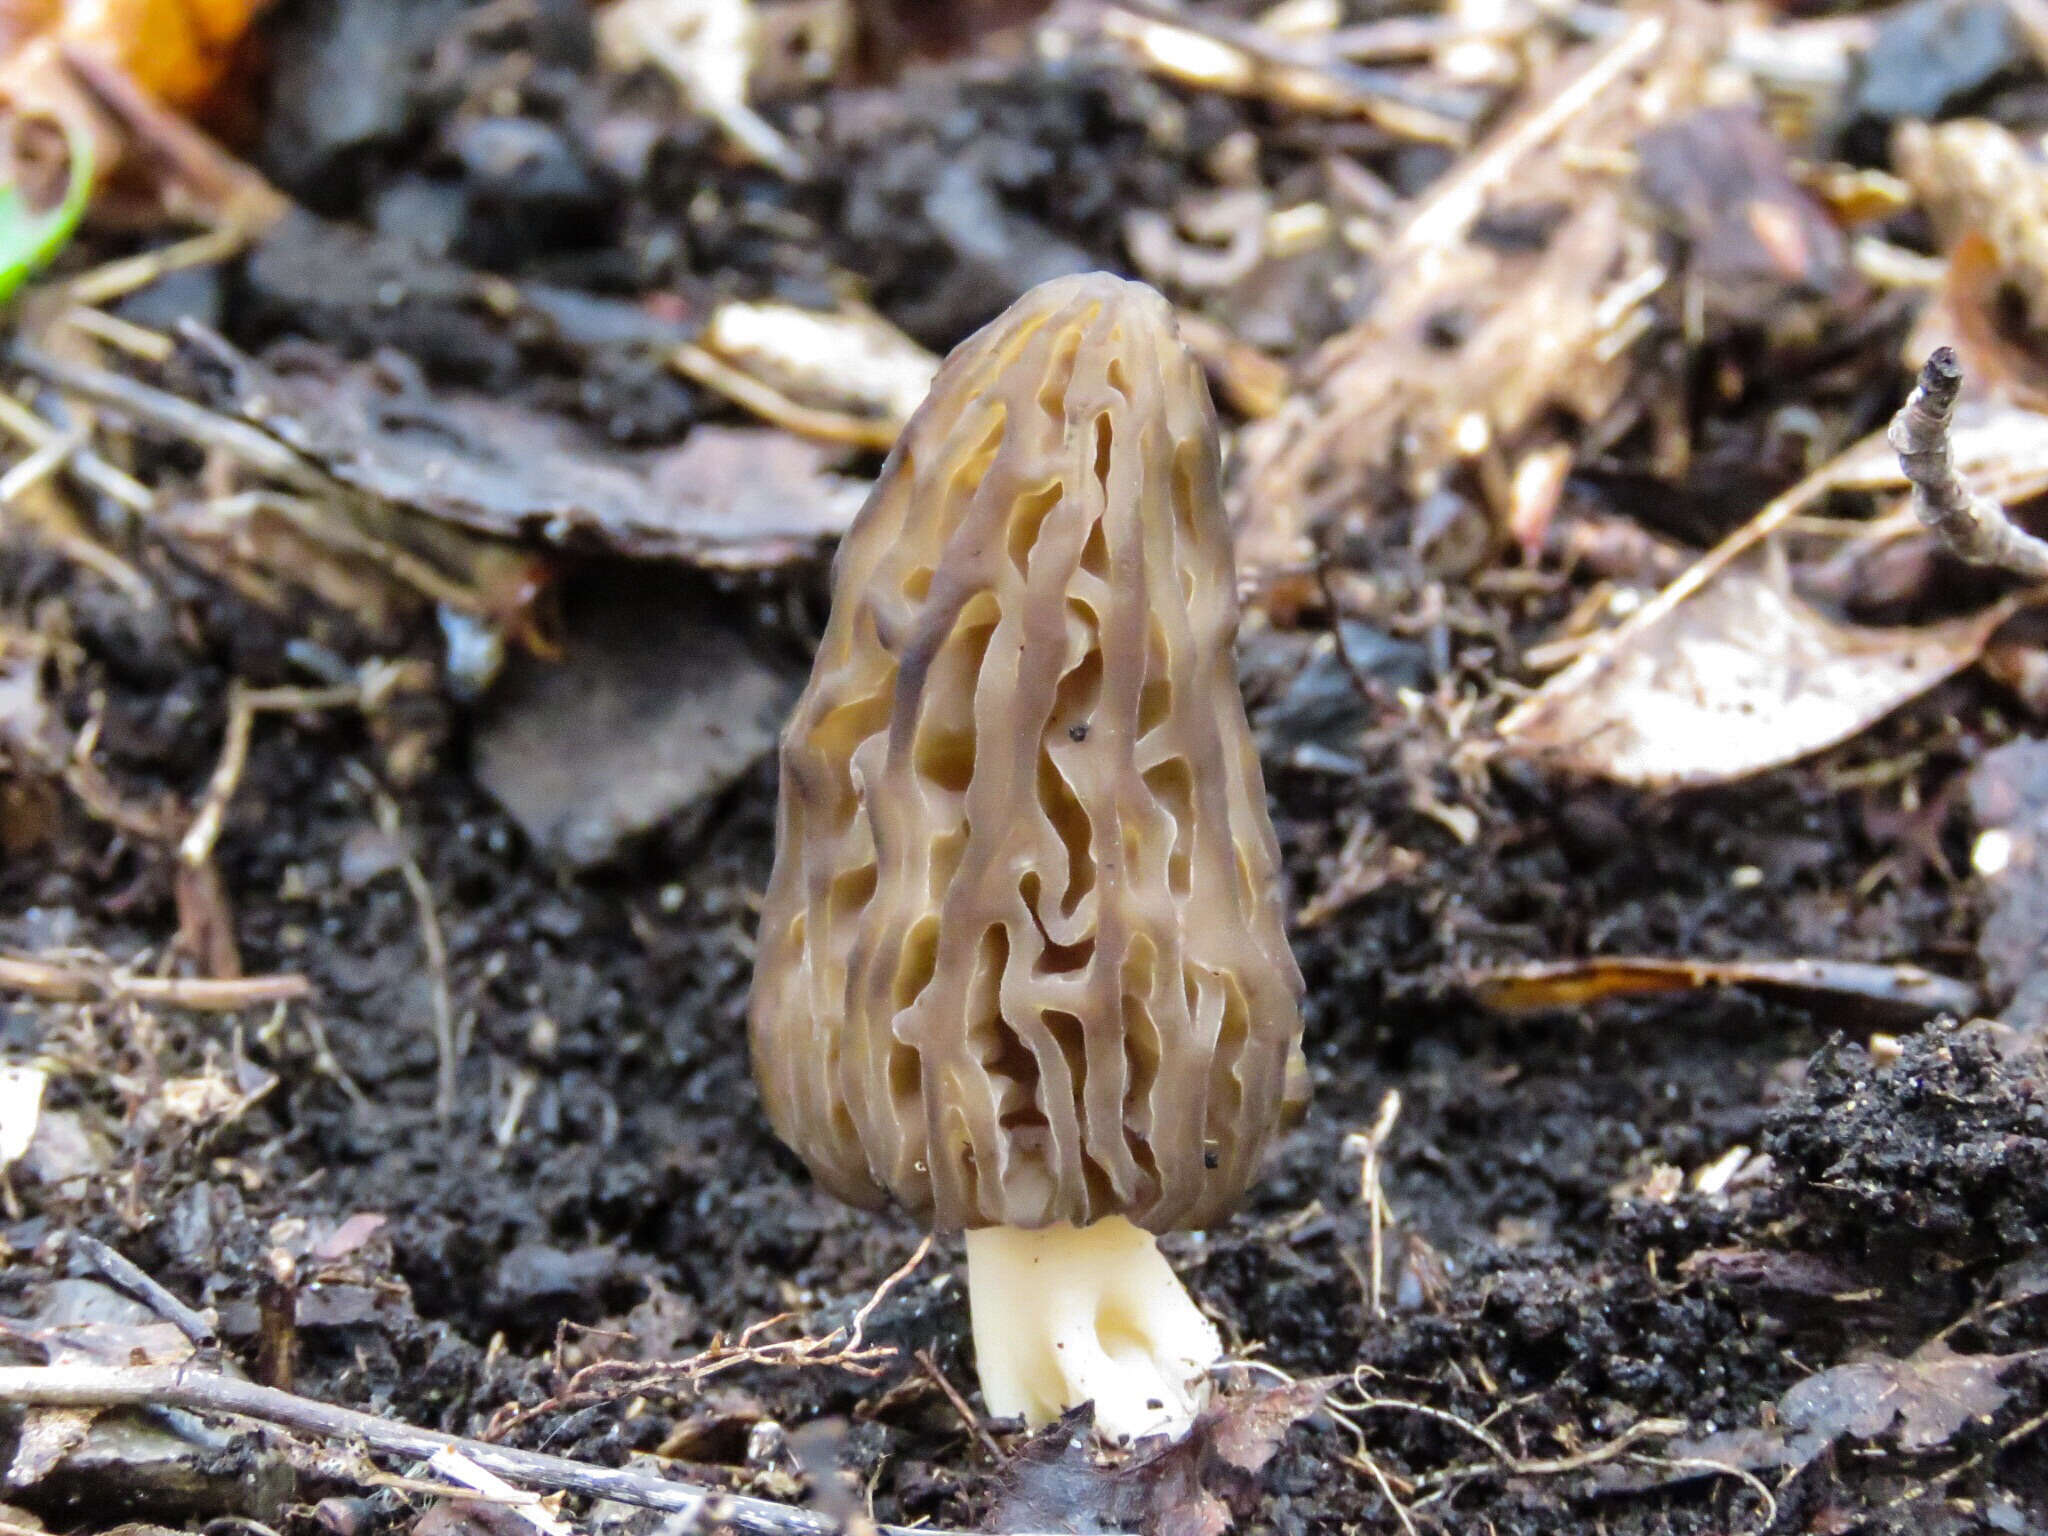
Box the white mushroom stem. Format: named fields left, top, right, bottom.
left=964, top=1216, right=1222, bottom=1443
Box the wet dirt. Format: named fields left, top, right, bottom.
left=7, top=579, right=2047, bottom=1533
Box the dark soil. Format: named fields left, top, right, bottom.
left=6, top=1, right=2048, bottom=1533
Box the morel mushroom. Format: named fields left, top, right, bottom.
left=749, top=272, right=1306, bottom=1442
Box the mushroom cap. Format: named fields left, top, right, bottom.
left=748, top=272, right=1307, bottom=1233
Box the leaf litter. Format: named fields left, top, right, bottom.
left=1499, top=388, right=2048, bottom=788
left=985, top=1382, right=1328, bottom=1536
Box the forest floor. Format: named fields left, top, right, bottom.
left=5, top=0, right=2048, bottom=1532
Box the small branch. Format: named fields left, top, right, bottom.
left=9, top=339, right=328, bottom=495
left=915, top=1347, right=1002, bottom=1463
left=66, top=1233, right=217, bottom=1350
left=0, top=953, right=311, bottom=1010
left=181, top=684, right=364, bottom=870
left=1888, top=348, right=2048, bottom=580
left=0, top=1364, right=938, bottom=1536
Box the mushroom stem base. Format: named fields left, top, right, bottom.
left=964, top=1216, right=1220, bottom=1442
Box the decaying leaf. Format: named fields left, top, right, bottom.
left=472, top=577, right=801, bottom=867
left=1785, top=1341, right=2016, bottom=1452
left=6, top=1407, right=96, bottom=1488
left=11, top=1277, right=198, bottom=1369
left=1, top=1277, right=208, bottom=1497
left=1501, top=539, right=2017, bottom=787
left=1677, top=1246, right=1869, bottom=1300
left=987, top=1382, right=1326, bottom=1536
left=1671, top=1340, right=2021, bottom=1475
left=1470, top=955, right=1977, bottom=1026
left=646, top=426, right=871, bottom=567
left=1499, top=399, right=2048, bottom=787
left=219, top=349, right=871, bottom=568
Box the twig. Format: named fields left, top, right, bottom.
left=0, top=953, right=311, bottom=1010
left=1441, top=1416, right=1686, bottom=1481
left=0, top=1363, right=932, bottom=1535
left=1886, top=1400, right=2048, bottom=1505
left=357, top=774, right=458, bottom=1126
left=424, top=1447, right=573, bottom=1536
left=1341, top=1090, right=1402, bottom=1319
left=1394, top=12, right=1667, bottom=261
left=1099, top=1, right=1475, bottom=142
left=299, top=1007, right=373, bottom=1113
left=479, top=1242, right=922, bottom=1443
left=915, top=1347, right=1002, bottom=1463
left=1231, top=1360, right=1419, bottom=1536
left=1888, top=348, right=2048, bottom=580
left=62, top=225, right=250, bottom=308
left=848, top=1235, right=933, bottom=1353
left=179, top=684, right=365, bottom=869
left=57, top=43, right=288, bottom=232
left=65, top=1232, right=218, bottom=1349
left=1327, top=1389, right=1518, bottom=1469
left=1313, top=550, right=1395, bottom=718
left=61, top=304, right=174, bottom=364
left=0, top=388, right=155, bottom=517
left=1342, top=1442, right=1420, bottom=1536
left=9, top=339, right=331, bottom=495
left=0, top=429, right=85, bottom=508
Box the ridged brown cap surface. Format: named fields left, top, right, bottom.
left=748, top=273, right=1306, bottom=1233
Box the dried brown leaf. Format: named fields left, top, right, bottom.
left=242, top=354, right=867, bottom=568
left=1500, top=394, right=2048, bottom=788
left=1500, top=540, right=2017, bottom=787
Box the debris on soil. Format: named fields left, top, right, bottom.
left=1233, top=11, right=1690, bottom=592
left=1469, top=953, right=1978, bottom=1027
left=1500, top=531, right=2020, bottom=786
left=985, top=1383, right=1327, bottom=1536
left=1498, top=376, right=2048, bottom=786
left=473, top=574, right=801, bottom=867
left=1671, top=1337, right=2023, bottom=1472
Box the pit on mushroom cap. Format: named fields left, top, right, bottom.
left=749, top=271, right=1305, bottom=1440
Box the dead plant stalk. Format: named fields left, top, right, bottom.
left=0, top=1363, right=919, bottom=1536
left=1890, top=348, right=2048, bottom=580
